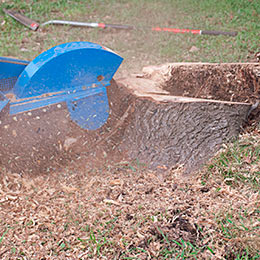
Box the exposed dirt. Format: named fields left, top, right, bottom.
left=0, top=53, right=259, bottom=260
left=1, top=3, right=259, bottom=259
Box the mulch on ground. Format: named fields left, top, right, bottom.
left=0, top=136, right=259, bottom=259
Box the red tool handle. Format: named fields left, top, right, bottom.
left=152, top=27, right=237, bottom=36
left=152, top=27, right=201, bottom=34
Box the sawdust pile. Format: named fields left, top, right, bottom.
left=0, top=132, right=259, bottom=259
left=163, top=63, right=260, bottom=104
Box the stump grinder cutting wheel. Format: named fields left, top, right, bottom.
left=0, top=41, right=124, bottom=174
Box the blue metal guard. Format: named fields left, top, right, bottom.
left=0, top=42, right=123, bottom=130
left=13, top=42, right=123, bottom=98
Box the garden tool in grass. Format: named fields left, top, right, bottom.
left=3, top=9, right=134, bottom=31
left=3, top=8, right=237, bottom=36
left=0, top=41, right=123, bottom=130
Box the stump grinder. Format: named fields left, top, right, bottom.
left=0, top=41, right=123, bottom=174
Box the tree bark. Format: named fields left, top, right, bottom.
left=117, top=62, right=259, bottom=173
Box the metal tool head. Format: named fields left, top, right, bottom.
left=3, top=9, right=39, bottom=31
left=0, top=91, right=9, bottom=113
left=0, top=57, right=29, bottom=93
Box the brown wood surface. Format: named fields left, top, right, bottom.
left=117, top=62, right=259, bottom=173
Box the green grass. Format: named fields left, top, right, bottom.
left=0, top=229, right=9, bottom=244
left=202, top=134, right=260, bottom=259
left=157, top=230, right=203, bottom=259
left=177, top=0, right=260, bottom=60
left=76, top=216, right=118, bottom=257
left=213, top=207, right=260, bottom=259
left=206, top=136, right=259, bottom=190
left=1, top=0, right=259, bottom=66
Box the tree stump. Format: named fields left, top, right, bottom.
left=117, top=62, right=259, bottom=173
left=0, top=63, right=259, bottom=174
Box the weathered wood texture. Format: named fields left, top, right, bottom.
left=120, top=97, right=249, bottom=173
left=118, top=63, right=259, bottom=173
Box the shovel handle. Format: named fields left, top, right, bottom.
left=152, top=27, right=237, bottom=36
left=41, top=20, right=134, bottom=30
left=98, top=23, right=134, bottom=30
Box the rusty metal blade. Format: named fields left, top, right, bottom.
left=3, top=9, right=39, bottom=31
